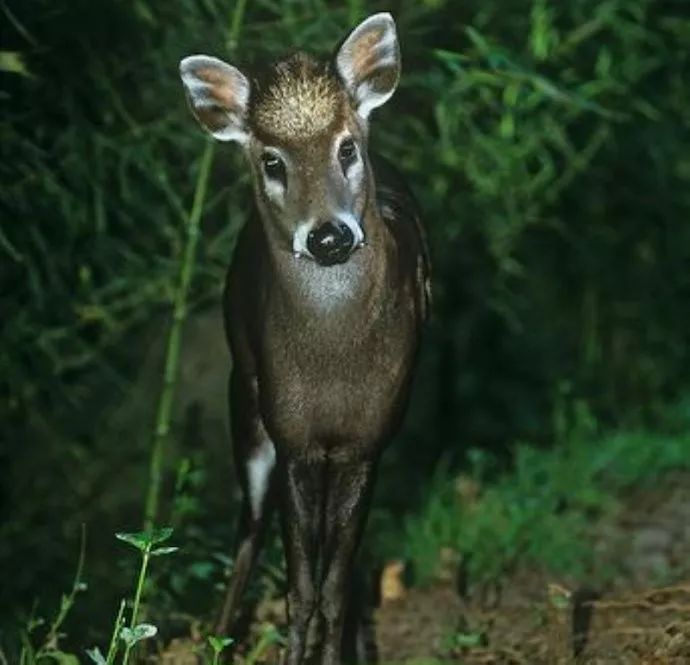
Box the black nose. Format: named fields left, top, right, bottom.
left=306, top=221, right=355, bottom=266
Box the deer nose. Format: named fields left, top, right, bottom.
left=306, top=221, right=355, bottom=266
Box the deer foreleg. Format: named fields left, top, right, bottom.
left=319, top=459, right=377, bottom=665
left=280, top=458, right=326, bottom=665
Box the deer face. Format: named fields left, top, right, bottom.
left=180, top=13, right=401, bottom=266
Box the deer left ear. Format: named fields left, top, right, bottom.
left=335, top=12, right=401, bottom=120
left=180, top=55, right=250, bottom=143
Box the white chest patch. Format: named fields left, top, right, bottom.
left=298, top=261, right=363, bottom=312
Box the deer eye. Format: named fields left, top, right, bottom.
left=261, top=152, right=286, bottom=186
left=338, top=137, right=358, bottom=172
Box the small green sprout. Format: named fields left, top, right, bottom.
left=120, top=624, right=157, bottom=647
left=85, top=646, right=107, bottom=665
left=114, top=527, right=178, bottom=665
left=207, top=635, right=234, bottom=665
left=243, top=624, right=285, bottom=665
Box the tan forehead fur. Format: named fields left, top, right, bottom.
left=251, top=53, right=346, bottom=142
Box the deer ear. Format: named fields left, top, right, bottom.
left=335, top=13, right=401, bottom=120
left=180, top=55, right=250, bottom=143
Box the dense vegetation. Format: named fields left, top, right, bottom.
left=2, top=0, right=690, bottom=661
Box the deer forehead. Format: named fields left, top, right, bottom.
left=250, top=54, right=349, bottom=143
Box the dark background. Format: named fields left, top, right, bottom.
left=2, top=0, right=690, bottom=655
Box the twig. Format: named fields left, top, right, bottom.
left=591, top=600, right=690, bottom=613
left=40, top=525, right=87, bottom=652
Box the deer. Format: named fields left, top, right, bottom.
left=180, top=12, right=430, bottom=664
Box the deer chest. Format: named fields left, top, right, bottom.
left=255, top=299, right=418, bottom=459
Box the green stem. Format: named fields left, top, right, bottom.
left=105, top=599, right=126, bottom=665
left=347, top=0, right=363, bottom=24
left=50, top=525, right=86, bottom=637
left=245, top=627, right=279, bottom=665
left=227, top=0, right=248, bottom=54
left=35, top=525, right=86, bottom=658
left=121, top=545, right=152, bottom=665
left=143, top=140, right=215, bottom=531
left=0, top=0, right=38, bottom=46
left=130, top=549, right=150, bottom=633
left=143, top=0, right=248, bottom=533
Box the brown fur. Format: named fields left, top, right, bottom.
left=250, top=54, right=347, bottom=143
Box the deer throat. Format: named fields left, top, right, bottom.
left=291, top=257, right=367, bottom=313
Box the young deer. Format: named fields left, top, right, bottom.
left=180, top=13, right=430, bottom=664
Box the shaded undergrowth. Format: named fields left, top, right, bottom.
left=398, top=396, right=690, bottom=587
left=8, top=396, right=690, bottom=663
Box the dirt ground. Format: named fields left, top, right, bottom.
left=160, top=472, right=690, bottom=663
left=373, top=472, right=690, bottom=663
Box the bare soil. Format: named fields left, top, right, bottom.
left=374, top=472, right=690, bottom=663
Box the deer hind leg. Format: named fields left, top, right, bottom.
left=216, top=377, right=277, bottom=635
left=216, top=434, right=276, bottom=635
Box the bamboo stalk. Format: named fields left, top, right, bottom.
left=143, top=140, right=215, bottom=531
left=227, top=0, right=248, bottom=54
left=142, top=0, right=249, bottom=532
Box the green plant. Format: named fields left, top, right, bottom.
left=17, top=528, right=87, bottom=665
left=240, top=624, right=285, bottom=665
left=402, top=398, right=690, bottom=586
left=115, top=528, right=178, bottom=664
left=82, top=528, right=178, bottom=665
left=205, top=623, right=284, bottom=665
left=207, top=635, right=234, bottom=665
left=143, top=141, right=216, bottom=531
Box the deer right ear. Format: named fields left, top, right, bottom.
left=180, top=55, right=250, bottom=143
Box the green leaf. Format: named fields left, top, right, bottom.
left=0, top=51, right=31, bottom=77
left=133, top=1, right=156, bottom=25
left=119, top=627, right=134, bottom=647
left=149, top=527, right=174, bottom=545
left=448, top=631, right=485, bottom=647
left=120, top=623, right=158, bottom=647
left=115, top=531, right=149, bottom=552
left=115, top=527, right=173, bottom=551
left=45, top=650, right=80, bottom=665
left=189, top=561, right=215, bottom=580
left=85, top=646, right=107, bottom=665
left=208, top=635, right=234, bottom=653
left=150, top=546, right=179, bottom=557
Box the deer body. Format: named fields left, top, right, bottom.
left=181, top=14, right=429, bottom=664
left=229, top=177, right=423, bottom=459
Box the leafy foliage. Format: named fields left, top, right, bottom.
left=401, top=398, right=690, bottom=585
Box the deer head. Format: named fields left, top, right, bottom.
left=180, top=13, right=401, bottom=267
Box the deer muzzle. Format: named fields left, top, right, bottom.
left=306, top=220, right=356, bottom=266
